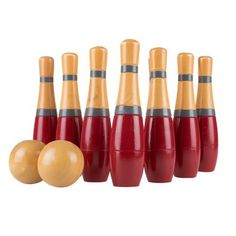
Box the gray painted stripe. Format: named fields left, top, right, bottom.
left=59, top=109, right=82, bottom=117
left=90, top=70, right=106, bottom=78
left=85, top=108, right=110, bottom=116
left=63, top=75, right=77, bottom=81
left=40, top=77, right=53, bottom=83
left=146, top=108, right=171, bottom=117
left=178, top=74, right=193, bottom=81
left=36, top=109, right=57, bottom=116
left=115, top=105, right=142, bottom=115
left=121, top=65, right=138, bottom=73
left=150, top=71, right=166, bottom=79
left=197, top=109, right=215, bottom=116
left=174, top=109, right=197, bottom=117
left=198, top=76, right=212, bottom=83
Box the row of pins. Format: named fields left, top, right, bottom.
left=33, top=39, right=218, bottom=186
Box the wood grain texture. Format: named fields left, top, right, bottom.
left=178, top=53, right=194, bottom=74
left=120, top=39, right=139, bottom=65
left=90, top=47, right=107, bottom=70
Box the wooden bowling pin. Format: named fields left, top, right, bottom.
left=110, top=39, right=144, bottom=187
left=197, top=56, right=218, bottom=171
left=81, top=47, right=111, bottom=182
left=174, top=53, right=201, bottom=177
left=56, top=53, right=83, bottom=146
left=33, top=56, right=57, bottom=144
left=145, top=48, right=175, bottom=183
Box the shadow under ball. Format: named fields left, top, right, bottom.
left=9, top=140, right=45, bottom=184
left=38, top=140, right=84, bottom=187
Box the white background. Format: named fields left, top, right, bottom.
left=0, top=0, right=234, bottom=235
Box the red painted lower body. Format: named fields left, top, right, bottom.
left=174, top=117, right=201, bottom=178
left=145, top=116, right=175, bottom=183
left=110, top=115, right=144, bottom=187
left=56, top=116, right=83, bottom=147
left=33, top=116, right=57, bottom=144
left=198, top=116, right=218, bottom=172
left=81, top=116, right=111, bottom=182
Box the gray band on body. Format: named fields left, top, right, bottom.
left=197, top=108, right=215, bottom=116
left=150, top=71, right=166, bottom=79
left=85, top=108, right=110, bottom=116
left=174, top=109, right=197, bottom=117
left=63, top=75, right=77, bottom=81
left=90, top=70, right=106, bottom=78
left=36, top=108, right=57, bottom=116
left=146, top=108, right=171, bottom=117
left=40, top=77, right=53, bottom=83
left=121, top=65, right=138, bottom=73
left=115, top=105, right=142, bottom=115
left=178, top=74, right=193, bottom=81
left=198, top=76, right=212, bottom=83
left=59, top=109, right=81, bottom=117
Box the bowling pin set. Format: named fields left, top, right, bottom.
left=9, top=39, right=218, bottom=187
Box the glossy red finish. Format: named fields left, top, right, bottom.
left=56, top=116, right=83, bottom=147
left=198, top=116, right=218, bottom=172
left=81, top=116, right=111, bottom=182
left=174, top=117, right=201, bottom=178
left=144, top=116, right=175, bottom=183
left=110, top=115, right=144, bottom=187
left=33, top=116, right=57, bottom=144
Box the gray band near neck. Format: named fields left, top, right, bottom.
left=40, top=77, right=53, bottom=83
left=121, top=65, right=138, bottom=73
left=178, top=74, right=193, bottom=81
left=150, top=71, right=166, bottom=79
left=36, top=108, right=57, bottom=116
left=197, top=108, right=215, bottom=116
left=63, top=75, right=77, bottom=81
left=85, top=108, right=109, bottom=117
left=174, top=109, right=197, bottom=117
left=115, top=105, right=142, bottom=115
left=90, top=70, right=106, bottom=78
left=198, top=76, right=212, bottom=83
left=146, top=108, right=171, bottom=117
left=59, top=109, right=81, bottom=117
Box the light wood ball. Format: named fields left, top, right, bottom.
left=38, top=140, right=84, bottom=187
left=9, top=140, right=45, bottom=184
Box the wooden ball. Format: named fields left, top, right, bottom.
left=9, top=140, right=45, bottom=184
left=38, top=140, right=84, bottom=187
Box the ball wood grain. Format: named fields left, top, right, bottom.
left=38, top=140, right=84, bottom=187
left=9, top=140, right=45, bottom=184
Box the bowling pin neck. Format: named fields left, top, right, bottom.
left=37, top=82, right=56, bottom=110
left=175, top=53, right=196, bottom=117
left=147, top=75, right=170, bottom=113
left=60, top=53, right=81, bottom=111
left=37, top=57, right=56, bottom=115
left=116, top=72, right=141, bottom=108
left=60, top=79, right=81, bottom=110
left=196, top=56, right=215, bottom=116
left=85, top=47, right=109, bottom=116
left=115, top=39, right=141, bottom=115
left=147, top=48, right=171, bottom=116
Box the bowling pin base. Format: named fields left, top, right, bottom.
left=110, top=150, right=144, bottom=187
left=82, top=150, right=109, bottom=182
left=81, top=116, right=111, bottom=182
left=174, top=117, right=201, bottom=178
left=33, top=116, right=57, bottom=144
left=145, top=149, right=175, bottom=183
left=198, top=116, right=218, bottom=172
left=56, top=116, right=83, bottom=146
left=145, top=116, right=175, bottom=183
left=110, top=114, right=144, bottom=187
